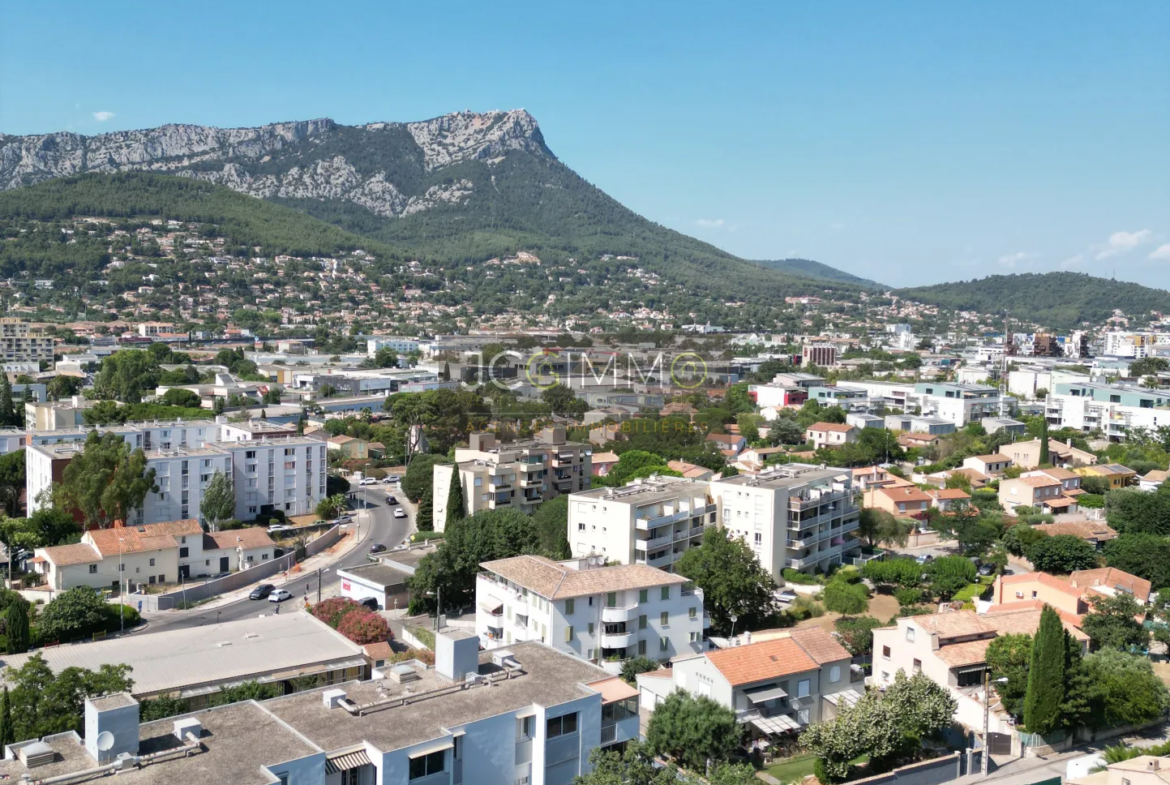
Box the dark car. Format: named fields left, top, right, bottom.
left=249, top=584, right=275, bottom=600
left=977, top=563, right=996, bottom=577
left=370, top=543, right=387, bottom=554
left=385, top=495, right=398, bottom=505
left=359, top=597, right=381, bottom=612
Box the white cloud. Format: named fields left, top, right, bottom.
left=695, top=218, right=725, bottom=228
left=92, top=111, right=115, bottom=122
left=997, top=251, right=1038, bottom=268
left=1150, top=244, right=1170, bottom=261
left=1096, top=229, right=1153, bottom=259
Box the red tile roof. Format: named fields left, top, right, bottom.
left=705, top=637, right=819, bottom=686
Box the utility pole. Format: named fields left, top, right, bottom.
left=982, top=670, right=990, bottom=776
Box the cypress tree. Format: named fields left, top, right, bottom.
left=1024, top=605, right=1066, bottom=735
left=417, top=487, right=434, bottom=532
left=0, top=375, right=14, bottom=428
left=445, top=471, right=465, bottom=527
left=1039, top=418, right=1050, bottom=465
left=0, top=687, right=11, bottom=749
left=5, top=601, right=29, bottom=654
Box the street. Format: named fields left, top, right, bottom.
left=140, top=484, right=415, bottom=633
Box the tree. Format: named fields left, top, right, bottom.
left=861, top=558, right=922, bottom=589
left=1079, top=648, right=1170, bottom=729
left=207, top=681, right=282, bottom=707
left=6, top=654, right=133, bottom=740
left=336, top=609, right=391, bottom=644
left=619, top=656, right=660, bottom=685
left=0, top=687, right=12, bottom=749
left=1104, top=534, right=1170, bottom=590
left=139, top=695, right=191, bottom=722
left=200, top=470, right=235, bottom=529
left=1002, top=524, right=1048, bottom=557
left=1024, top=606, right=1068, bottom=735
left=6, top=599, right=30, bottom=654
left=0, top=449, right=26, bottom=517
left=262, top=386, right=283, bottom=405
left=1028, top=534, right=1098, bottom=574
left=645, top=691, right=740, bottom=771
left=1039, top=419, right=1050, bottom=465
left=55, top=431, right=158, bottom=529
left=36, top=587, right=131, bottom=642
left=46, top=374, right=82, bottom=401
left=835, top=616, right=883, bottom=656
left=925, top=555, right=976, bottom=600
left=856, top=508, right=910, bottom=549
left=677, top=528, right=776, bottom=635
left=1081, top=593, right=1148, bottom=651
left=575, top=743, right=675, bottom=785
left=160, top=388, right=202, bottom=408
left=93, top=349, right=158, bottom=403
left=540, top=383, right=586, bottom=418
left=417, top=487, right=434, bottom=532
left=823, top=579, right=868, bottom=616
left=402, top=454, right=450, bottom=502
left=1103, top=489, right=1170, bottom=535
left=445, top=470, right=466, bottom=527
left=986, top=633, right=1032, bottom=719
left=368, top=347, right=399, bottom=369
left=407, top=509, right=542, bottom=613
left=0, top=374, right=17, bottom=428
left=531, top=495, right=571, bottom=560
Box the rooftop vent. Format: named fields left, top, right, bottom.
left=491, top=649, right=520, bottom=669
left=322, top=688, right=348, bottom=710
left=173, top=717, right=201, bottom=742
left=19, top=741, right=56, bottom=768
left=389, top=664, right=420, bottom=684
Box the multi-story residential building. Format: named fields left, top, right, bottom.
left=1044, top=381, right=1170, bottom=440
left=805, top=422, right=857, bottom=449
left=912, top=382, right=1015, bottom=427
left=27, top=435, right=326, bottom=525
left=865, top=485, right=932, bottom=517
left=806, top=385, right=868, bottom=406
left=883, top=414, right=956, bottom=435
left=24, top=419, right=220, bottom=449
left=750, top=382, right=809, bottom=409
left=802, top=344, right=838, bottom=367
left=0, top=318, right=54, bottom=365
left=998, top=474, right=1077, bottom=514
left=714, top=464, right=860, bottom=579
left=0, top=428, right=25, bottom=455
left=476, top=555, right=707, bottom=672
left=24, top=396, right=95, bottom=430
left=434, top=428, right=591, bottom=530
left=567, top=476, right=715, bottom=570
left=0, top=633, right=639, bottom=785
left=367, top=336, right=421, bottom=355
left=637, top=627, right=857, bottom=740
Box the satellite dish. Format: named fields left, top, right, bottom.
left=95, top=732, right=115, bottom=752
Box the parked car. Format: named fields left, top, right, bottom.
left=915, top=554, right=934, bottom=565
left=977, top=563, right=996, bottom=577
left=359, top=597, right=380, bottom=611
left=267, top=524, right=290, bottom=534
left=381, top=476, right=395, bottom=484
left=387, top=474, right=400, bottom=482
left=394, top=508, right=407, bottom=519
left=776, top=589, right=798, bottom=603
left=334, top=515, right=353, bottom=525
left=268, top=589, right=292, bottom=602
left=370, top=543, right=387, bottom=554
left=250, top=584, right=275, bottom=600
left=385, top=495, right=398, bottom=505
left=359, top=477, right=377, bottom=486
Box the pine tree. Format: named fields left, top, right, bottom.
left=440, top=361, right=451, bottom=382
left=445, top=470, right=465, bottom=527
left=1024, top=605, right=1066, bottom=735
left=0, top=687, right=11, bottom=749
left=0, top=375, right=15, bottom=428
left=5, top=602, right=28, bottom=654
left=1039, top=419, right=1050, bottom=465
left=417, top=487, right=434, bottom=532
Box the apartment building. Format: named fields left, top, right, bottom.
left=24, top=396, right=95, bottom=430
left=913, top=382, right=1015, bottom=427
left=27, top=435, right=326, bottom=525
left=0, top=634, right=639, bottom=785
left=883, top=414, right=956, bottom=435
left=638, top=627, right=857, bottom=740
left=567, top=476, right=715, bottom=571
left=476, top=555, right=707, bottom=673
left=367, top=336, right=421, bottom=355
left=1045, top=382, right=1170, bottom=441
left=0, top=318, right=54, bottom=365
left=714, top=463, right=860, bottom=579
left=434, top=428, right=591, bottom=530
left=805, top=422, right=857, bottom=449
left=0, top=429, right=25, bottom=456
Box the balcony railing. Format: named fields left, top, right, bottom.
left=600, top=724, right=617, bottom=745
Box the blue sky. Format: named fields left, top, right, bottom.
left=3, top=0, right=1168, bottom=288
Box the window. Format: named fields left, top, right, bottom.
left=639, top=589, right=648, bottom=603
left=913, top=658, right=922, bottom=674
left=408, top=750, right=446, bottom=780
left=565, top=599, right=574, bottom=615
left=517, top=715, right=534, bottom=739
left=547, top=712, right=578, bottom=737
left=660, top=611, right=669, bottom=627
left=179, top=547, right=189, bottom=558
left=588, top=622, right=594, bottom=635
left=639, top=614, right=647, bottom=630
left=638, top=640, right=647, bottom=656
left=905, top=626, right=915, bottom=642
left=119, top=563, right=125, bottom=572
left=797, top=679, right=810, bottom=698
left=829, top=666, right=841, bottom=683
left=606, top=592, right=617, bottom=607
left=275, top=774, right=289, bottom=785
left=661, top=586, right=670, bottom=600
left=565, top=626, right=574, bottom=643
left=660, top=636, right=668, bottom=652
left=882, top=645, right=891, bottom=659
left=89, top=564, right=97, bottom=574
left=149, top=558, right=155, bottom=567
left=690, top=631, right=700, bottom=643
left=689, top=607, right=697, bottom=619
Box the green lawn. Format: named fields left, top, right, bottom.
left=766, top=753, right=819, bottom=783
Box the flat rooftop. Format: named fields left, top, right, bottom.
left=264, top=642, right=611, bottom=752
left=571, top=475, right=708, bottom=505
left=0, top=612, right=364, bottom=698
left=716, top=463, right=847, bottom=489
left=0, top=700, right=320, bottom=785
left=337, top=561, right=410, bottom=587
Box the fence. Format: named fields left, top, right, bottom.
left=142, top=525, right=343, bottom=611
left=846, top=752, right=977, bottom=785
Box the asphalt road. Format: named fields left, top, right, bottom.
left=141, top=483, right=415, bottom=633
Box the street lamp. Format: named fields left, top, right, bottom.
left=317, top=567, right=331, bottom=603
left=424, top=588, right=442, bottom=631
left=728, top=613, right=738, bottom=642
left=982, top=673, right=1010, bottom=775
left=118, top=538, right=126, bottom=632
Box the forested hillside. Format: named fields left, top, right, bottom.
left=896, top=273, right=1170, bottom=329
left=756, top=258, right=882, bottom=288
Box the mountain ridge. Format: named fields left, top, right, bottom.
left=755, top=258, right=883, bottom=288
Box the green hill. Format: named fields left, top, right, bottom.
left=755, top=258, right=882, bottom=288
left=896, top=273, right=1170, bottom=329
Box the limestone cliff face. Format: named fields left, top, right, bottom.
left=0, top=110, right=548, bottom=217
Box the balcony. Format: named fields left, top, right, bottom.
left=785, top=557, right=806, bottom=569
left=636, top=533, right=674, bottom=551
left=601, top=630, right=635, bottom=648
left=789, top=489, right=848, bottom=511
left=647, top=551, right=673, bottom=568
left=601, top=604, right=640, bottom=623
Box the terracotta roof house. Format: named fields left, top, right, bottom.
left=1031, top=520, right=1118, bottom=548
left=805, top=422, right=858, bottom=450
left=925, top=487, right=972, bottom=511
left=866, top=485, right=932, bottom=517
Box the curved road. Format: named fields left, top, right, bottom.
left=141, top=484, right=415, bottom=633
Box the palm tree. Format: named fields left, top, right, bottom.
left=328, top=493, right=348, bottom=518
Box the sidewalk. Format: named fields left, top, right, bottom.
left=965, top=724, right=1170, bottom=785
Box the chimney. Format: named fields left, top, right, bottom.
left=84, top=694, right=139, bottom=764
left=1148, top=760, right=1160, bottom=772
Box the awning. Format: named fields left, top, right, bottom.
left=408, top=740, right=454, bottom=759
left=745, top=685, right=788, bottom=703
left=326, top=750, right=372, bottom=774
left=824, top=690, right=862, bottom=708
left=955, top=664, right=990, bottom=675
left=478, top=598, right=504, bottom=614
left=751, top=715, right=801, bottom=735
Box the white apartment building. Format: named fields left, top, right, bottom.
left=476, top=555, right=707, bottom=674
left=367, top=336, right=421, bottom=356
left=0, top=633, right=640, bottom=785
left=434, top=428, right=591, bottom=529
left=713, top=464, right=860, bottom=579
left=0, top=318, right=54, bottom=365
left=567, top=476, right=716, bottom=571
left=0, top=429, right=25, bottom=456
left=25, top=419, right=220, bottom=449
left=218, top=437, right=328, bottom=521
